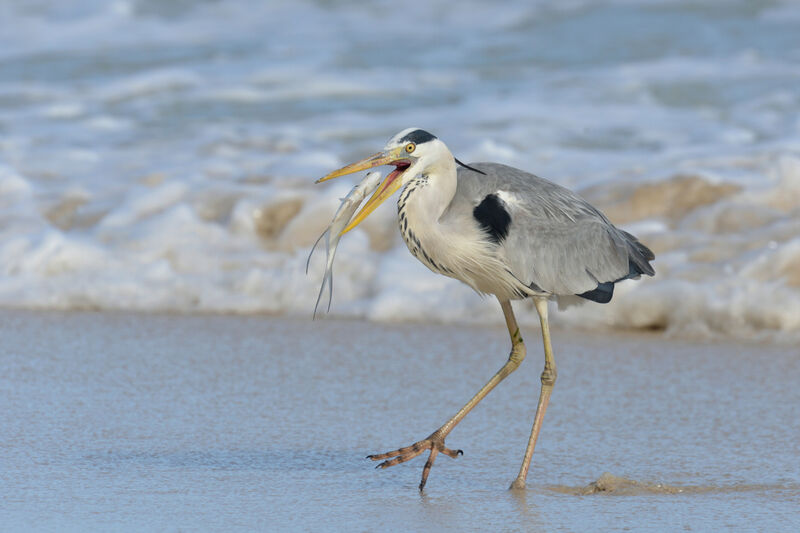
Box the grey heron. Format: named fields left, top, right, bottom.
left=317, top=128, right=655, bottom=490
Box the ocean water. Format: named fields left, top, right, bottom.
left=0, top=0, right=799, bottom=339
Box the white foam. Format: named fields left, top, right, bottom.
left=99, top=181, right=190, bottom=230
left=0, top=0, right=798, bottom=341
left=96, top=70, right=202, bottom=103
left=0, top=166, right=33, bottom=198
left=41, top=103, right=86, bottom=119
left=85, top=115, right=132, bottom=131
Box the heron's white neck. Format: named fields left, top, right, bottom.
left=398, top=149, right=456, bottom=228
left=397, top=150, right=458, bottom=274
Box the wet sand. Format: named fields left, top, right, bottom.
left=1, top=310, right=798, bottom=531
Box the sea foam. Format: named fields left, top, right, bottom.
left=0, top=0, right=798, bottom=341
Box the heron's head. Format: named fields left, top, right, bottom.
left=316, top=128, right=449, bottom=233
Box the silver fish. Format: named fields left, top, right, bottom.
left=307, top=170, right=382, bottom=318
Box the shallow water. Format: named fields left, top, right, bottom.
left=1, top=310, right=798, bottom=531
left=0, top=1, right=799, bottom=339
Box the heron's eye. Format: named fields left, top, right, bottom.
left=405, top=143, right=416, bottom=153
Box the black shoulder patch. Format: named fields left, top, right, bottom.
left=399, top=129, right=437, bottom=145
left=473, top=194, right=511, bottom=244
left=577, top=282, right=614, bottom=303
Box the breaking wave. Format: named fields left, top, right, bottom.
left=0, top=0, right=798, bottom=341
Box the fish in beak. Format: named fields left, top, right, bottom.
left=316, top=145, right=412, bottom=234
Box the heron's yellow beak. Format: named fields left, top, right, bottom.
left=316, top=145, right=411, bottom=235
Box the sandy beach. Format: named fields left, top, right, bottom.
left=1, top=310, right=798, bottom=531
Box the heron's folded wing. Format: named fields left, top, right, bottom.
left=457, top=163, right=653, bottom=296
left=504, top=220, right=634, bottom=296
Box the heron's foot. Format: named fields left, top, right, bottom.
left=509, top=478, right=526, bottom=491
left=367, top=435, right=463, bottom=491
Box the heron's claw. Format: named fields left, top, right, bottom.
left=367, top=436, right=462, bottom=490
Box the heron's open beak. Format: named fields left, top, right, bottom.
left=316, top=145, right=411, bottom=235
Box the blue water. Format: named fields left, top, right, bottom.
left=0, top=0, right=799, bottom=337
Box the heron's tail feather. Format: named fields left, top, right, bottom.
left=576, top=230, right=655, bottom=304
left=619, top=229, right=655, bottom=277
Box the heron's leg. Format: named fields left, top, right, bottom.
left=510, top=296, right=557, bottom=490
left=369, top=298, right=526, bottom=490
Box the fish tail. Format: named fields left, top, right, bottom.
left=313, top=277, right=326, bottom=320
left=306, top=230, right=328, bottom=274
left=326, top=269, right=333, bottom=313
left=324, top=248, right=338, bottom=313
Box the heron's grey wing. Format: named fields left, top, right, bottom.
left=456, top=163, right=654, bottom=298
